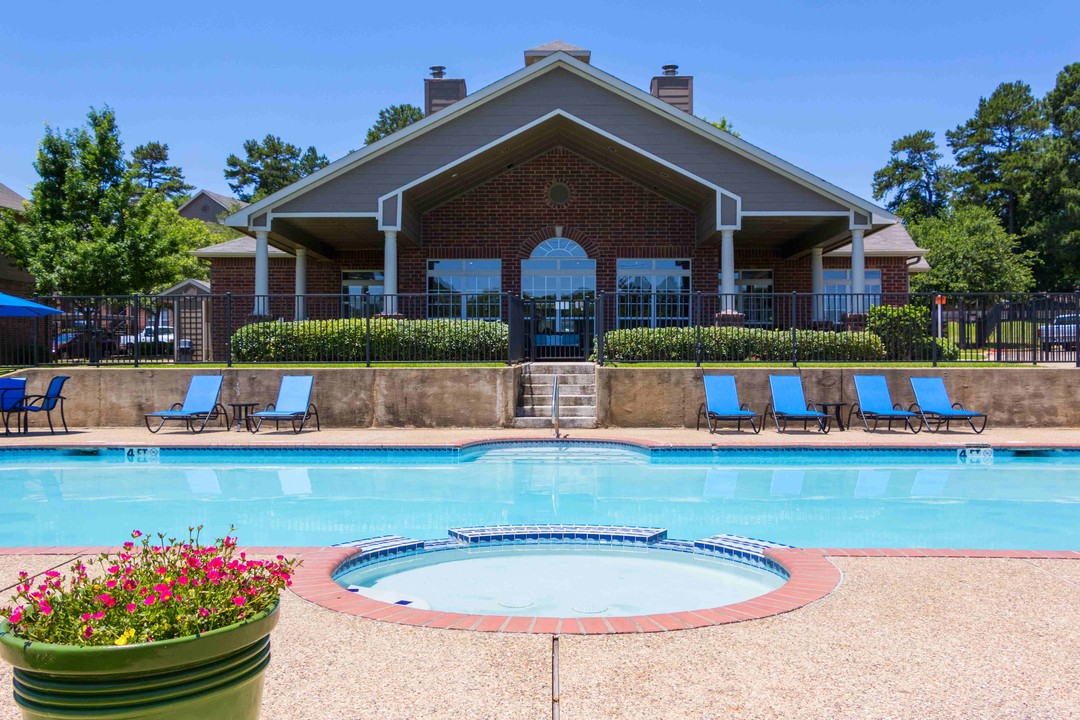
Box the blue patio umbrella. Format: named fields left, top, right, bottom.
left=0, top=292, right=62, bottom=318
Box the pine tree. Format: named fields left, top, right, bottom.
left=872, top=130, right=952, bottom=221
left=364, top=104, right=423, bottom=145
left=224, top=135, right=329, bottom=201
left=129, top=142, right=193, bottom=201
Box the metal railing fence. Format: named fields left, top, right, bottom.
left=2, top=291, right=1078, bottom=367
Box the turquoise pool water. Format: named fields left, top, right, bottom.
left=0, top=444, right=1077, bottom=549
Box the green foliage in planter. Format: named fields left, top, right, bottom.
left=231, top=317, right=508, bottom=362
left=596, top=326, right=886, bottom=363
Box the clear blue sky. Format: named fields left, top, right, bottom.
left=2, top=0, right=1077, bottom=204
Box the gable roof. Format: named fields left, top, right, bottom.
left=226, top=52, right=897, bottom=229
left=191, top=236, right=290, bottom=258
left=179, top=189, right=249, bottom=215
left=156, top=278, right=211, bottom=296
left=827, top=223, right=925, bottom=258
left=0, top=183, right=28, bottom=214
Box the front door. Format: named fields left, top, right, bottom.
left=521, top=238, right=596, bottom=360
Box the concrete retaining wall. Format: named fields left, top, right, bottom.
left=597, top=367, right=1080, bottom=428
left=11, top=367, right=521, bottom=428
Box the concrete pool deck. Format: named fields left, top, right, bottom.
left=0, top=427, right=1078, bottom=717
left=0, top=554, right=1076, bottom=719
left=5, top=424, right=1080, bottom=448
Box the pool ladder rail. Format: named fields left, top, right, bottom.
left=551, top=375, right=560, bottom=438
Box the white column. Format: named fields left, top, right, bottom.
left=720, top=229, right=735, bottom=311
left=294, top=247, right=307, bottom=321
left=850, top=229, right=866, bottom=301
left=254, top=230, right=269, bottom=316
left=811, top=247, right=824, bottom=321
left=383, top=230, right=398, bottom=315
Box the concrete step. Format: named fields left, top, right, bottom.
left=511, top=416, right=598, bottom=429
left=516, top=405, right=596, bottom=418
left=518, top=393, right=596, bottom=407
left=522, top=373, right=595, bottom=386
left=521, top=383, right=595, bottom=396
left=528, top=363, right=596, bottom=373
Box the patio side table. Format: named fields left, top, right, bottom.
left=815, top=402, right=849, bottom=431
left=228, top=402, right=259, bottom=432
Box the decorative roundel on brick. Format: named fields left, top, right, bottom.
left=547, top=182, right=571, bottom=207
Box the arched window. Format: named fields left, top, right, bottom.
left=530, top=237, right=587, bottom=258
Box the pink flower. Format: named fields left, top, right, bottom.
left=231, top=596, right=246, bottom=607
left=96, top=593, right=116, bottom=607
left=126, top=603, right=137, bottom=613
left=105, top=579, right=117, bottom=589
left=143, top=595, right=156, bottom=606
left=131, top=530, right=143, bottom=538
left=44, top=570, right=59, bottom=579
left=8, top=607, right=23, bottom=624
left=198, top=608, right=210, bottom=617
left=107, top=565, right=120, bottom=574
left=38, top=602, right=52, bottom=616
left=83, top=625, right=93, bottom=639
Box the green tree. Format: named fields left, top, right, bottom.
left=1026, top=63, right=1080, bottom=289
left=129, top=142, right=193, bottom=201
left=702, top=116, right=740, bottom=137
left=946, top=81, right=1045, bottom=234
left=0, top=106, right=216, bottom=294
left=909, top=205, right=1036, bottom=294
left=224, top=135, right=329, bottom=202
left=364, top=104, right=423, bottom=145
left=872, top=130, right=952, bottom=221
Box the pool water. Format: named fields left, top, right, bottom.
left=336, top=545, right=786, bottom=617
left=0, top=444, right=1077, bottom=549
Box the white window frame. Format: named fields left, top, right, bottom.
left=732, top=269, right=774, bottom=327
left=615, top=259, right=692, bottom=328
left=426, top=259, right=502, bottom=320
left=823, top=269, right=882, bottom=322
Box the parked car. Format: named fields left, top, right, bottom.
left=118, top=326, right=175, bottom=354
left=51, top=329, right=118, bottom=359
left=1036, top=314, right=1079, bottom=351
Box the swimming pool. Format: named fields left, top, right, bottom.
left=0, top=443, right=1077, bottom=549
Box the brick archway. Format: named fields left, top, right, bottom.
left=519, top=226, right=598, bottom=260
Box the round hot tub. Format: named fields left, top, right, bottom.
left=337, top=544, right=784, bottom=617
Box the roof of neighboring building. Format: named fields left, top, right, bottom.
left=156, top=278, right=211, bottom=295
left=190, top=236, right=289, bottom=258
left=178, top=189, right=249, bottom=215
left=0, top=183, right=28, bottom=214
left=828, top=223, right=926, bottom=258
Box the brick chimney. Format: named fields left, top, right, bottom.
left=424, top=66, right=467, bottom=116
left=650, top=64, right=693, bottom=114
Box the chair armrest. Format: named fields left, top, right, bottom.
left=170, top=402, right=183, bottom=411
left=740, top=403, right=753, bottom=412
left=952, top=402, right=966, bottom=410
left=893, top=403, right=904, bottom=411
left=907, top=402, right=921, bottom=412
left=262, top=403, right=277, bottom=412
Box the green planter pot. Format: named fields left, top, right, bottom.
left=0, top=603, right=280, bottom=720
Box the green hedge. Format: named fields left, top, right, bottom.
left=866, top=304, right=959, bottom=361
left=231, top=318, right=508, bottom=362
left=596, top=326, right=887, bottom=363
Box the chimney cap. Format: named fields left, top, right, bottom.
left=524, top=41, right=591, bottom=66
left=429, top=65, right=447, bottom=79
left=662, top=64, right=679, bottom=76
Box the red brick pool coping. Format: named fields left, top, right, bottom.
left=3, top=545, right=1077, bottom=633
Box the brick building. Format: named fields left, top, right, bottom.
left=199, top=42, right=925, bottom=354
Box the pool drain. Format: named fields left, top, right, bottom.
left=498, top=596, right=534, bottom=609
left=571, top=601, right=607, bottom=614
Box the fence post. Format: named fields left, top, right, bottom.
left=790, top=292, right=798, bottom=367
left=364, top=297, right=372, bottom=368
left=132, top=294, right=140, bottom=368
left=1032, top=296, right=1041, bottom=366
left=225, top=293, right=233, bottom=368
left=596, top=293, right=605, bottom=366
left=694, top=292, right=702, bottom=367
left=1075, top=292, right=1080, bottom=368
left=31, top=294, right=40, bottom=367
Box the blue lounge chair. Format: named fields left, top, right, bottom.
left=696, top=374, right=760, bottom=433
left=144, top=375, right=227, bottom=433
left=764, top=375, right=830, bottom=433
left=0, top=378, right=27, bottom=435
left=849, top=375, right=921, bottom=433
left=909, top=377, right=987, bottom=434
left=20, top=375, right=70, bottom=434
left=248, top=376, right=320, bottom=434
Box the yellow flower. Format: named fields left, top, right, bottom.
left=114, top=628, right=136, bottom=646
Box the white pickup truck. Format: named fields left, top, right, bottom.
left=1036, top=315, right=1079, bottom=351
left=118, top=326, right=175, bottom=353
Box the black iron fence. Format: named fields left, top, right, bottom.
left=2, top=291, right=1079, bottom=367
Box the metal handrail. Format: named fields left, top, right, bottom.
left=551, top=374, right=560, bottom=438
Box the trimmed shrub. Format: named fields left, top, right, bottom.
left=231, top=318, right=508, bottom=362
left=865, top=304, right=931, bottom=361
left=596, top=326, right=886, bottom=363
